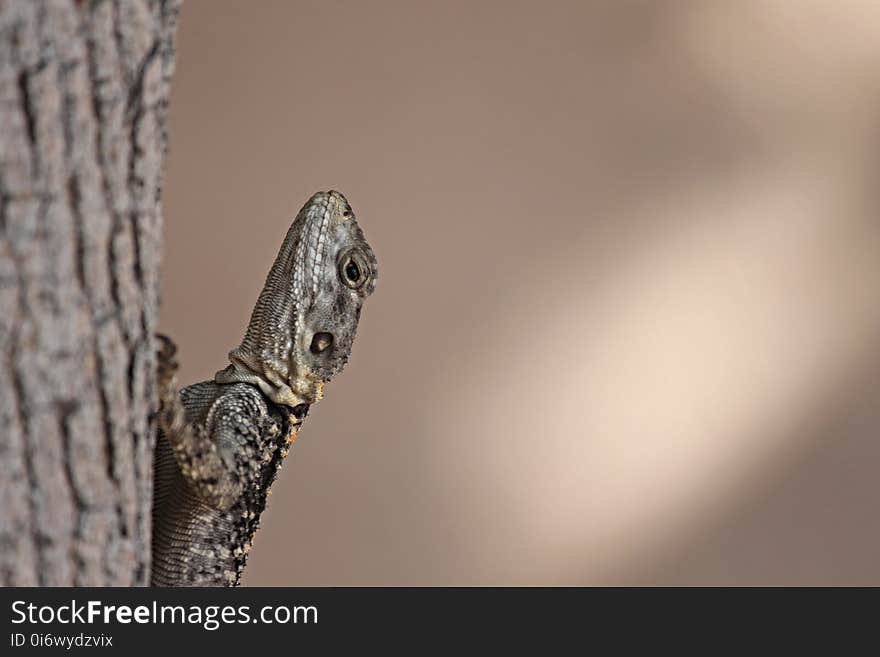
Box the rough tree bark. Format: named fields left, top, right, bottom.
left=0, top=0, right=180, bottom=585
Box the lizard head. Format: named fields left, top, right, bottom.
left=215, top=190, right=378, bottom=411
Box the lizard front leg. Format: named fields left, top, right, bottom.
left=156, top=334, right=242, bottom=510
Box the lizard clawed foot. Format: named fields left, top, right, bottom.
left=155, top=333, right=187, bottom=436
left=156, top=333, right=180, bottom=396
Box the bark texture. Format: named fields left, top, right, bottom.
left=0, top=0, right=179, bottom=585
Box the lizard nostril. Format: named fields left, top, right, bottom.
left=291, top=403, right=310, bottom=421
left=310, top=332, right=333, bottom=355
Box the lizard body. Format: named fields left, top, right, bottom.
left=151, top=191, right=377, bottom=586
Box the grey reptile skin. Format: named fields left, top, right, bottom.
left=151, top=190, right=377, bottom=586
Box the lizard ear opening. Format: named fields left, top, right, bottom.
left=309, top=332, right=334, bottom=355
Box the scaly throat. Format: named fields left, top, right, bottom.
left=215, top=350, right=324, bottom=409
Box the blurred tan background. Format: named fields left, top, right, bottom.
left=160, top=1, right=880, bottom=585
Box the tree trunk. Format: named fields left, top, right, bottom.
left=0, top=0, right=179, bottom=585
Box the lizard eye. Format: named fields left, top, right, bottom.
left=345, top=260, right=360, bottom=283
left=338, top=249, right=370, bottom=290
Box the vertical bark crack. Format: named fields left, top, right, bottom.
left=16, top=71, right=36, bottom=149
left=58, top=400, right=87, bottom=586
left=10, top=331, right=42, bottom=585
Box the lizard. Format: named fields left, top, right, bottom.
left=150, top=190, right=377, bottom=586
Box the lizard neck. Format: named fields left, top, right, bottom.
left=215, top=354, right=322, bottom=409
